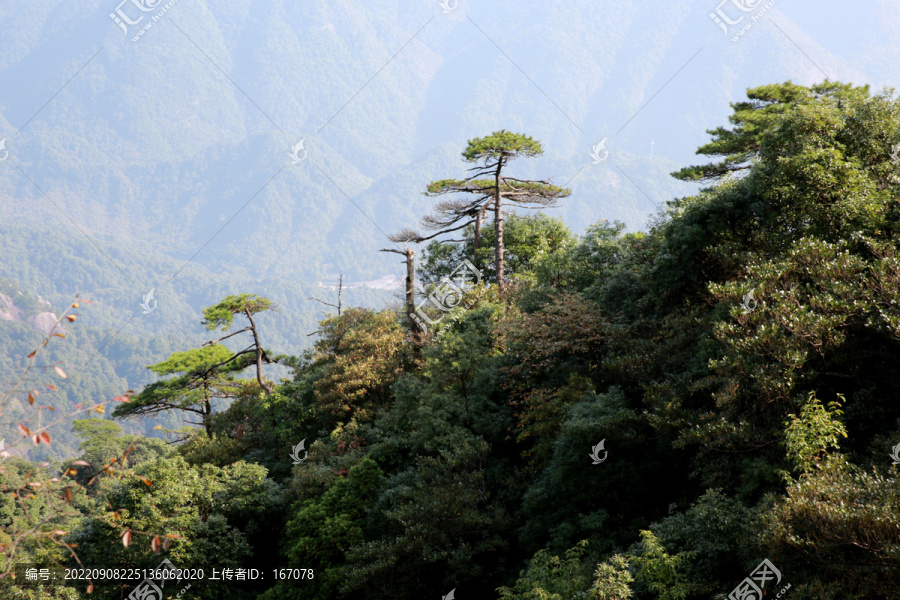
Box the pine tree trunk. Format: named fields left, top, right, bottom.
left=494, top=162, right=505, bottom=291
left=245, top=308, right=272, bottom=393
left=203, top=383, right=212, bottom=436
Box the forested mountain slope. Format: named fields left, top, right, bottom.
left=2, top=81, right=899, bottom=600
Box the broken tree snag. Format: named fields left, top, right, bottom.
left=309, top=272, right=343, bottom=317
left=380, top=246, right=420, bottom=337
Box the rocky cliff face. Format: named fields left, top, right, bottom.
left=28, top=312, right=64, bottom=336
left=0, top=292, right=64, bottom=335
left=0, top=293, right=21, bottom=322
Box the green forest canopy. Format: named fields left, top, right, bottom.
left=2, top=80, right=899, bottom=600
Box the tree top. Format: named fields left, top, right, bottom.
left=202, top=294, right=273, bottom=331
left=148, top=344, right=235, bottom=376
left=462, top=130, right=543, bottom=163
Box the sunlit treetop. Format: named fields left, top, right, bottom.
left=462, top=130, right=543, bottom=164
left=202, top=294, right=273, bottom=331
left=147, top=344, right=238, bottom=377
left=672, top=81, right=870, bottom=182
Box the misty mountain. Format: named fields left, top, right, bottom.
left=0, top=0, right=894, bottom=457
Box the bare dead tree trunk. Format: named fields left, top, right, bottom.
left=336, top=272, right=343, bottom=317
left=494, top=161, right=505, bottom=291
left=404, top=247, right=416, bottom=327
left=381, top=247, right=420, bottom=338
left=473, top=206, right=485, bottom=267
left=308, top=271, right=344, bottom=328
left=244, top=308, right=273, bottom=394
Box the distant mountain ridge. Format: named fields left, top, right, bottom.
left=1, top=0, right=890, bottom=285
